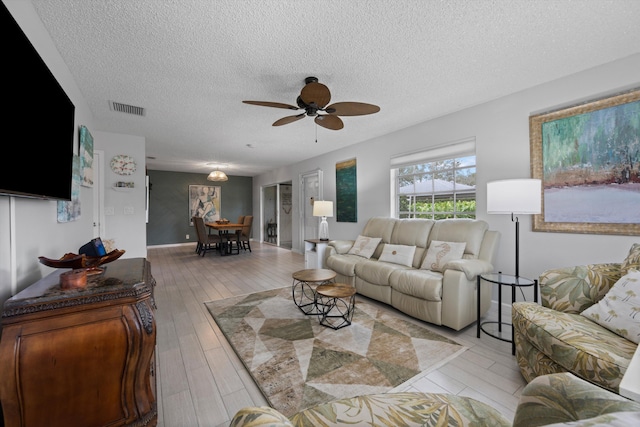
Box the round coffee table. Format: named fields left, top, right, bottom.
left=316, top=283, right=357, bottom=329
left=291, top=268, right=336, bottom=315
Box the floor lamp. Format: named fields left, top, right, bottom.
left=313, top=200, right=333, bottom=241
left=487, top=179, right=541, bottom=278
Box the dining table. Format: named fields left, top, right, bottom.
left=205, top=222, right=244, bottom=255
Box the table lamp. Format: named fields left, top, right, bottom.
left=313, top=200, right=333, bottom=241
left=487, top=179, right=541, bottom=277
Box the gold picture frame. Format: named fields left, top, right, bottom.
left=530, top=88, right=640, bottom=235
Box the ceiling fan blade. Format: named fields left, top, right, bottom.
left=315, top=115, right=343, bottom=130
left=300, top=82, right=331, bottom=108
left=325, top=102, right=380, bottom=116
left=243, top=100, right=299, bottom=110
left=273, top=113, right=306, bottom=126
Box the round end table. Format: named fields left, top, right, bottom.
left=291, top=268, right=336, bottom=315
left=316, top=283, right=356, bottom=329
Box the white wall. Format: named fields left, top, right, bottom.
left=253, top=53, right=640, bottom=298
left=0, top=1, right=147, bottom=305
left=95, top=131, right=147, bottom=259
left=0, top=0, right=95, bottom=302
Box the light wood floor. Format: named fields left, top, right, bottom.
left=148, top=242, right=527, bottom=427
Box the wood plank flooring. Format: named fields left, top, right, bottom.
left=148, top=242, right=527, bottom=427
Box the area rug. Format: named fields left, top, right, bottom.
left=205, top=287, right=466, bottom=417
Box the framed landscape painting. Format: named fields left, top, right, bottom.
left=530, top=88, right=640, bottom=235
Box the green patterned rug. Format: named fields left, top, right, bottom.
left=205, top=287, right=466, bottom=417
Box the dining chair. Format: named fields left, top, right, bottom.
left=192, top=216, right=222, bottom=257
left=237, top=215, right=253, bottom=252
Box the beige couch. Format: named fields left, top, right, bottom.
left=324, top=217, right=500, bottom=330
left=513, top=243, right=640, bottom=393
left=230, top=372, right=640, bottom=426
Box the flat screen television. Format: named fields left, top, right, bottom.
left=0, top=1, right=75, bottom=200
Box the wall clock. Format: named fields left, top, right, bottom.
left=110, top=155, right=137, bottom=175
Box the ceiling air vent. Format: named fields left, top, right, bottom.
left=109, top=101, right=145, bottom=116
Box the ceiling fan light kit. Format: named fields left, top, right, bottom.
left=243, top=76, right=380, bottom=131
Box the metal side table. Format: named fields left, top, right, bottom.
left=477, top=272, right=537, bottom=355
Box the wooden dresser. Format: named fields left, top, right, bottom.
left=0, top=258, right=157, bottom=427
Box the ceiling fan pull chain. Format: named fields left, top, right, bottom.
left=315, top=122, right=318, bottom=143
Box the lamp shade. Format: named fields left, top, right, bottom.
left=207, top=169, right=228, bottom=182
left=313, top=200, right=333, bottom=217
left=487, top=179, right=541, bottom=214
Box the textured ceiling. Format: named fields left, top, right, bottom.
left=29, top=0, right=640, bottom=176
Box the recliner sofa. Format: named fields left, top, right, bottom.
left=324, top=217, right=500, bottom=330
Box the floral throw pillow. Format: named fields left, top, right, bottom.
left=580, top=269, right=640, bottom=344
left=378, top=244, right=416, bottom=267
left=621, top=243, right=640, bottom=276
left=421, top=241, right=466, bottom=272
left=347, top=235, right=382, bottom=259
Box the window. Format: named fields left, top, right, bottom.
left=391, top=138, right=476, bottom=219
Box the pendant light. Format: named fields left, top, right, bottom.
left=207, top=167, right=228, bottom=182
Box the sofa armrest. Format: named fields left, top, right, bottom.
left=539, top=263, right=621, bottom=313
left=230, top=406, right=293, bottom=427
left=444, top=259, right=494, bottom=281
left=328, top=239, right=355, bottom=255
left=512, top=372, right=640, bottom=427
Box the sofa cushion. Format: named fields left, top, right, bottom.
left=512, top=301, right=636, bottom=392
left=421, top=240, right=466, bottom=272
left=581, top=269, right=640, bottom=344
left=378, top=244, right=416, bottom=267
left=621, top=243, right=640, bottom=276
left=359, top=217, right=397, bottom=259
left=390, top=269, right=443, bottom=301
left=325, top=253, right=366, bottom=277
left=428, top=219, right=488, bottom=258
left=389, top=219, right=435, bottom=266
left=347, top=235, right=381, bottom=259
left=354, top=258, right=411, bottom=286
left=540, top=263, right=622, bottom=314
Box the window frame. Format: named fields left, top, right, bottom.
left=391, top=138, right=476, bottom=219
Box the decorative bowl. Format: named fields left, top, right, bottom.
left=216, top=219, right=230, bottom=224
left=39, top=249, right=126, bottom=272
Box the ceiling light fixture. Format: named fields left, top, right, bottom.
left=207, top=168, right=228, bottom=182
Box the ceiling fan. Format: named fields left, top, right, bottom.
left=243, top=77, right=380, bottom=130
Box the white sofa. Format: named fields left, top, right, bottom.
left=325, top=217, right=500, bottom=330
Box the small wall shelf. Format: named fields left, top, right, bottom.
left=113, top=182, right=135, bottom=191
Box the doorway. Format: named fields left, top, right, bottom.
left=92, top=150, right=105, bottom=238
left=299, top=169, right=323, bottom=249
left=261, top=182, right=292, bottom=249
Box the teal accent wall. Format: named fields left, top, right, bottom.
left=146, top=170, right=253, bottom=246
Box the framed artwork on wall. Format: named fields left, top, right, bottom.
left=530, top=88, right=640, bottom=235
left=336, top=158, right=357, bottom=222
left=189, top=185, right=221, bottom=225
left=57, top=155, right=82, bottom=222
left=79, top=125, right=94, bottom=187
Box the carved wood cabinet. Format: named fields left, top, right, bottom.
left=0, top=258, right=157, bottom=427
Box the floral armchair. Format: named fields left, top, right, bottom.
left=230, top=373, right=640, bottom=426
left=512, top=244, right=640, bottom=393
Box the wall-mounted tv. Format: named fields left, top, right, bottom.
left=0, top=1, right=75, bottom=200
